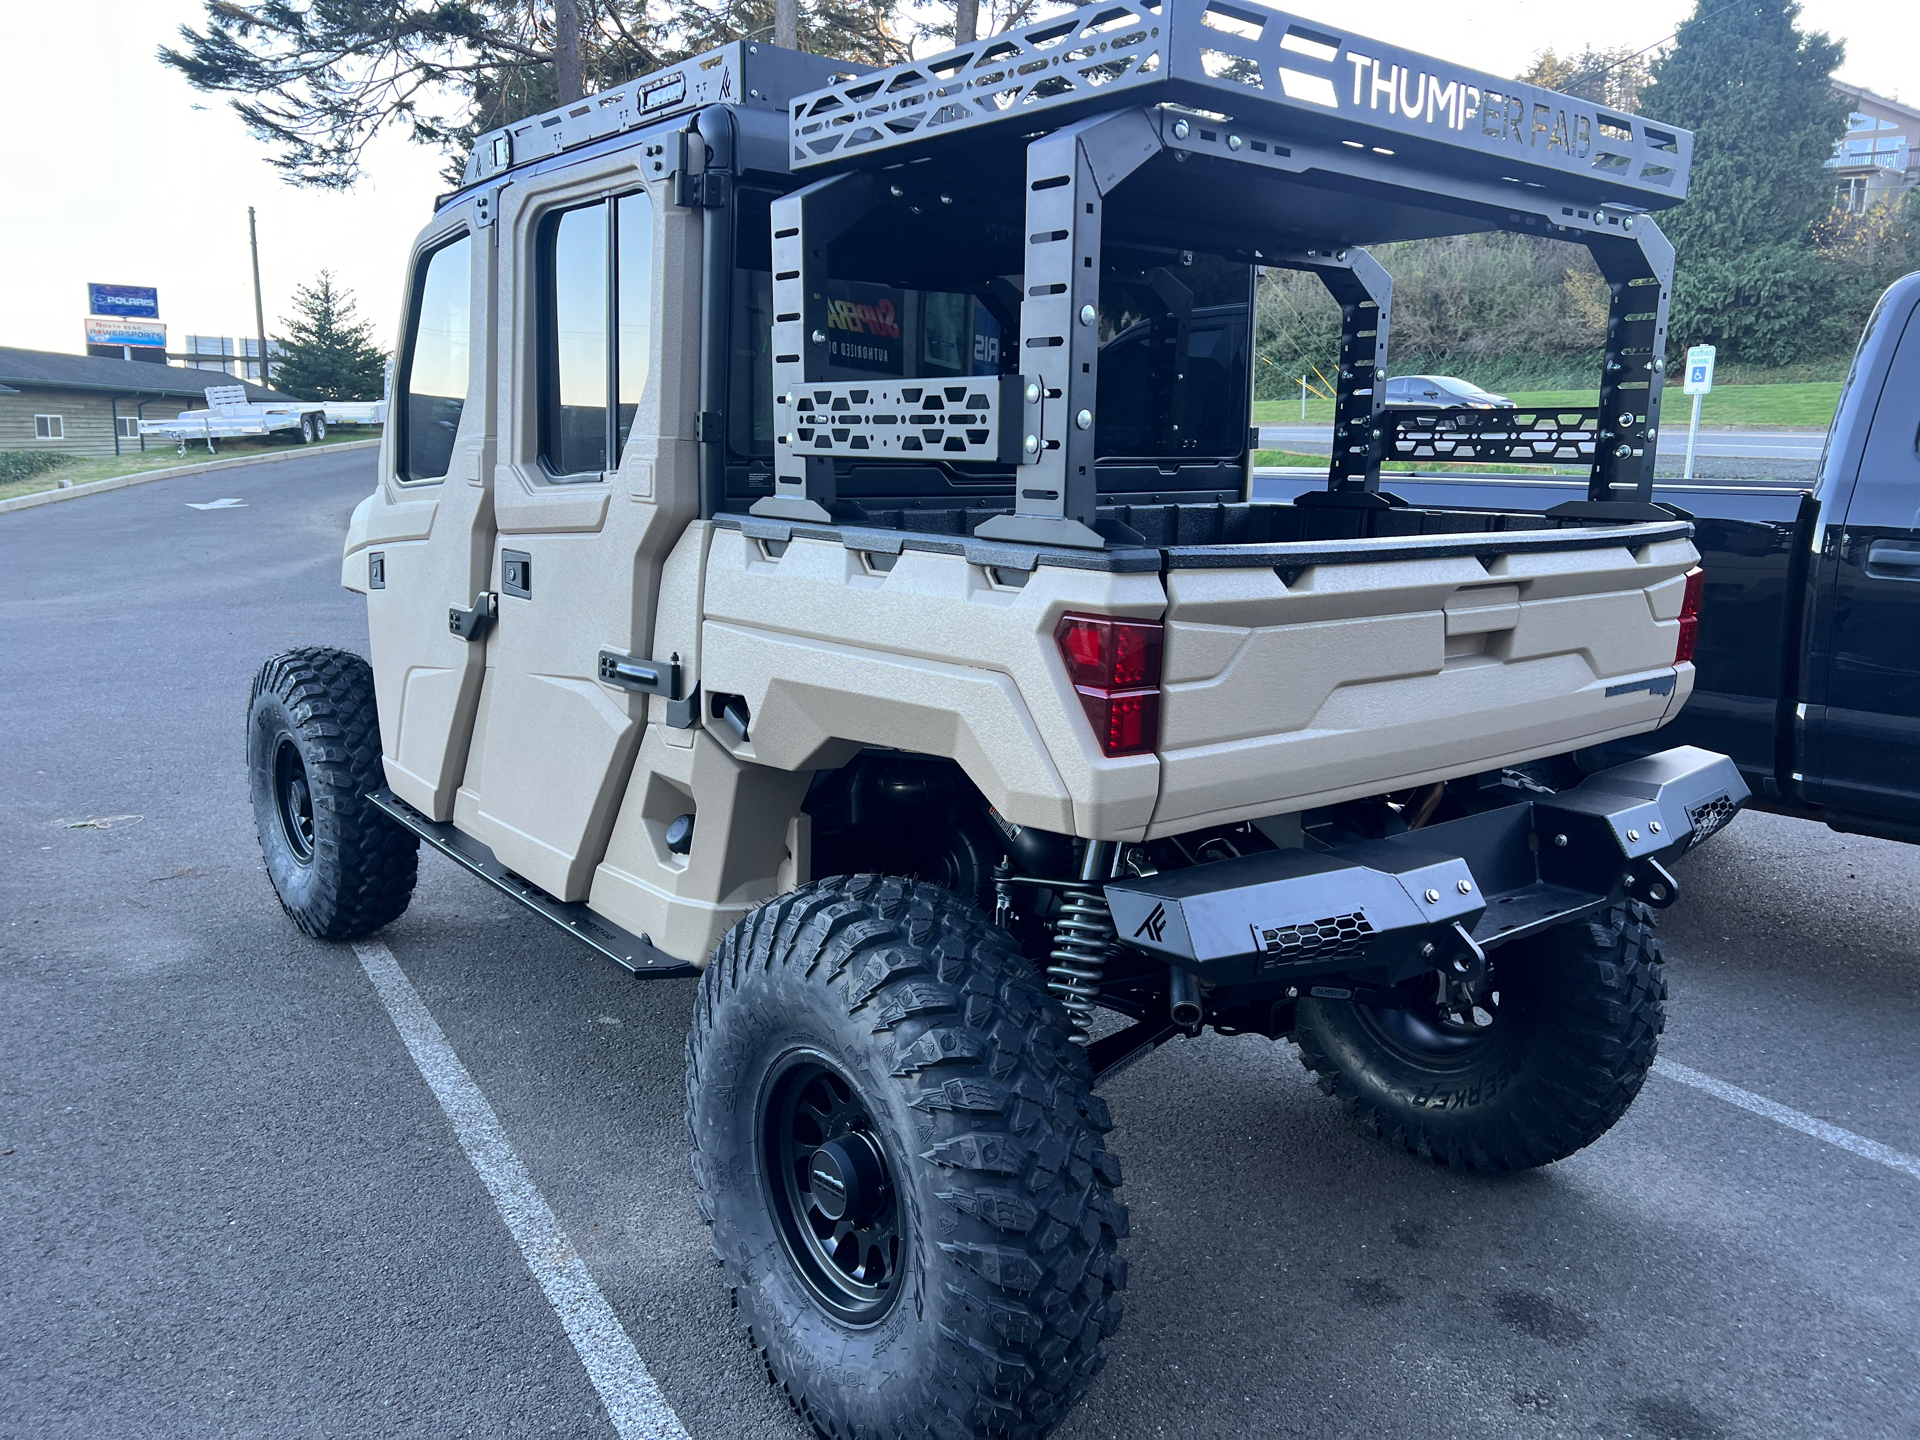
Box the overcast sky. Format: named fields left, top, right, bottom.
left=0, top=0, right=1910, bottom=360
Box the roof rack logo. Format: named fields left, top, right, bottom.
left=1344, top=52, right=1596, bottom=160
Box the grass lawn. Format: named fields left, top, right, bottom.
left=1253, top=381, right=1840, bottom=430
left=0, top=428, right=379, bottom=504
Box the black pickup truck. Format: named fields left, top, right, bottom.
left=1259, top=270, right=1920, bottom=844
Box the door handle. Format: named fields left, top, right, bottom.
left=1865, top=538, right=1920, bottom=580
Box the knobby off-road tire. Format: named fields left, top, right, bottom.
left=1293, top=902, right=1665, bottom=1171
left=246, top=647, right=417, bottom=939
left=686, top=875, right=1128, bottom=1440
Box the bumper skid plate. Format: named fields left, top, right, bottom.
left=1105, top=747, right=1748, bottom=987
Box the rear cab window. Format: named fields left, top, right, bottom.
left=536, top=190, right=655, bottom=481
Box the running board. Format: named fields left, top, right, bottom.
left=368, top=789, right=699, bottom=980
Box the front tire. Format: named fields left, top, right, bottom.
left=1293, top=902, right=1665, bottom=1171
left=687, top=876, right=1127, bottom=1439
left=247, top=647, right=417, bottom=939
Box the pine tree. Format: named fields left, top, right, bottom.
left=273, top=274, right=390, bottom=403
left=160, top=1, right=914, bottom=189
left=1636, top=0, right=1852, bottom=365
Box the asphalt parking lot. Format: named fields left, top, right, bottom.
left=4, top=449, right=1917, bottom=1440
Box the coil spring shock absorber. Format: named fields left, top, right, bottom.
left=1047, top=841, right=1118, bottom=1043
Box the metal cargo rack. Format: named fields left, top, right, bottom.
left=756, top=0, right=1693, bottom=546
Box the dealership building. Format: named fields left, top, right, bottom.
left=0, top=347, right=291, bottom=457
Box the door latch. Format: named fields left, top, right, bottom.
left=450, top=592, right=497, bottom=641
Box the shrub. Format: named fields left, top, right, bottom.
left=0, top=451, right=72, bottom=483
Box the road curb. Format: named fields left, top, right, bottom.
left=0, top=438, right=381, bottom=516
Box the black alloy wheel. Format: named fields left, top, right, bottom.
left=759, top=1053, right=904, bottom=1326
left=687, top=875, right=1128, bottom=1439
left=273, top=737, right=317, bottom=863
left=1293, top=902, right=1665, bottom=1171
left=246, top=647, right=418, bottom=939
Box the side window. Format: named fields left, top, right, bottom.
left=1845, top=304, right=1920, bottom=529
left=537, top=189, right=654, bottom=480
left=398, top=233, right=472, bottom=483
left=616, top=191, right=654, bottom=457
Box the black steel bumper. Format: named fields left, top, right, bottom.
left=1105, top=746, right=1749, bottom=987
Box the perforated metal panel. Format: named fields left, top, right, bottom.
left=1252, top=911, right=1375, bottom=968
left=776, top=377, right=1032, bottom=463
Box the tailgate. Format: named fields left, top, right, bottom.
left=1150, top=529, right=1698, bottom=835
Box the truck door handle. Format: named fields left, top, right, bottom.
left=1866, top=539, right=1920, bottom=579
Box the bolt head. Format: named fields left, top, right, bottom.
left=889, top=183, right=904, bottom=197
left=1420, top=942, right=1435, bottom=957
left=1228, top=134, right=1243, bottom=150
left=940, top=193, right=952, bottom=205
left=1627, top=828, right=1640, bottom=842
left=811, top=329, right=826, bottom=344
left=1620, top=412, right=1635, bottom=426
left=1079, top=303, right=1096, bottom=325
left=1423, top=888, right=1440, bottom=904
left=1457, top=879, right=1472, bottom=894
left=1023, top=433, right=1039, bottom=455
left=1024, top=382, right=1041, bottom=404
left=1554, top=834, right=1569, bottom=847
left=1173, top=118, right=1190, bottom=140
left=1650, top=821, right=1662, bottom=833
left=1075, top=408, right=1092, bottom=430
left=1615, top=443, right=1632, bottom=458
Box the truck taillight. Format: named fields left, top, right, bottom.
left=1055, top=613, right=1163, bottom=757
left=1675, top=566, right=1705, bottom=665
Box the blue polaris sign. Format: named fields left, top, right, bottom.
left=88, top=283, right=159, bottom=319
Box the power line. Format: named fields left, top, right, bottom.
left=1589, top=0, right=1757, bottom=78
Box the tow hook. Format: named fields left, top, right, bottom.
left=1625, top=856, right=1681, bottom=908
left=1436, top=922, right=1492, bottom=1021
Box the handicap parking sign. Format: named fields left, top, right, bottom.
left=1683, top=344, right=1716, bottom=395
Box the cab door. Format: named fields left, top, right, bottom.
left=1810, top=287, right=1920, bottom=820
left=351, top=205, right=496, bottom=820
left=451, top=153, right=704, bottom=902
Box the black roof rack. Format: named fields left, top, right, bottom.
left=787, top=0, right=1690, bottom=213
left=461, top=41, right=868, bottom=188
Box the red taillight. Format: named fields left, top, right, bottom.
left=1055, top=613, right=1163, bottom=757
left=1675, top=565, right=1705, bottom=665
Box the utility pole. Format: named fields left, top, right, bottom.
left=555, top=0, right=583, bottom=103
left=775, top=0, right=798, bottom=49
left=248, top=206, right=270, bottom=390
left=955, top=0, right=980, bottom=45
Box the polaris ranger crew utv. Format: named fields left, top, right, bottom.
left=246, top=4, right=1746, bottom=1434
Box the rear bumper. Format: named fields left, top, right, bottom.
left=1105, top=745, right=1748, bottom=987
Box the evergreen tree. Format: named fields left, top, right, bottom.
left=1522, top=46, right=1651, bottom=113
left=160, top=1, right=913, bottom=189
left=1637, top=0, right=1852, bottom=365
left=273, top=274, right=390, bottom=402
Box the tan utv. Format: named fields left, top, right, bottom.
left=246, top=6, right=1748, bottom=1435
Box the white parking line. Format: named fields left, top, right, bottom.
left=352, top=940, right=691, bottom=1440
left=1655, top=1058, right=1920, bottom=1182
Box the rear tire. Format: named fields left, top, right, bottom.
left=687, top=875, right=1127, bottom=1439
left=1293, top=902, right=1665, bottom=1171
left=297, top=414, right=317, bottom=443
left=246, top=647, right=417, bottom=939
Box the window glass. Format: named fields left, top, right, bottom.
left=544, top=201, right=609, bottom=476
left=615, top=190, right=654, bottom=458
left=1095, top=249, right=1251, bottom=460
left=401, top=233, right=472, bottom=482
